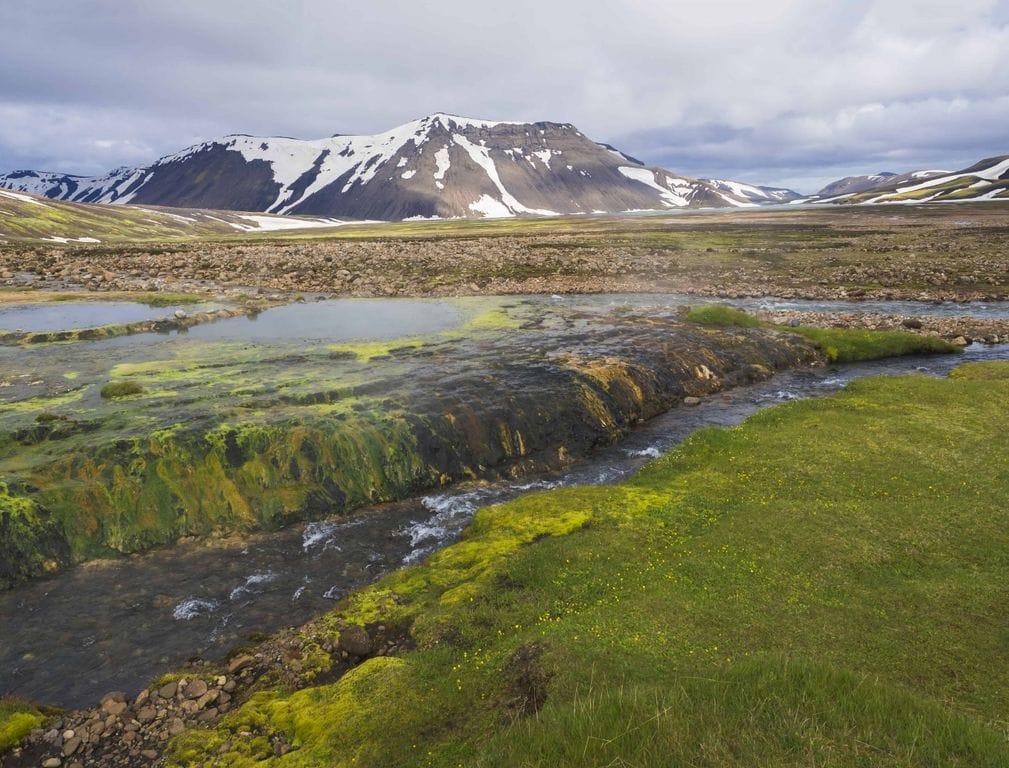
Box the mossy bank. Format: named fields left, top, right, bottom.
left=0, top=300, right=878, bottom=589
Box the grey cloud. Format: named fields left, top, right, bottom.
left=1, top=0, right=1007, bottom=193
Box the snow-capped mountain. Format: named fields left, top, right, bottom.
left=801, top=155, right=1009, bottom=205
left=0, top=114, right=800, bottom=220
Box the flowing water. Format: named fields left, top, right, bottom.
left=2, top=295, right=1009, bottom=709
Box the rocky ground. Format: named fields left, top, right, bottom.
left=0, top=205, right=1007, bottom=302
left=0, top=621, right=395, bottom=768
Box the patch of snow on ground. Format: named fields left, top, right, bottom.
left=236, top=214, right=344, bottom=231
left=401, top=170, right=417, bottom=180
left=45, top=236, right=101, bottom=243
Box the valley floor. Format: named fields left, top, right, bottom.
left=2, top=203, right=1009, bottom=303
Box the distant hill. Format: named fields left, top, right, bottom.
left=0, top=114, right=800, bottom=221
left=802, top=156, right=1009, bottom=204
left=0, top=187, right=347, bottom=244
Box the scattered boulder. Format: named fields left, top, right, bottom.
left=338, top=625, right=372, bottom=657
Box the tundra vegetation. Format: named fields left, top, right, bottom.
left=162, top=361, right=1009, bottom=767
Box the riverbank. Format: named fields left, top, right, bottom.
left=6, top=357, right=1008, bottom=767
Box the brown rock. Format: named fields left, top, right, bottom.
left=683, top=396, right=701, bottom=406
left=227, top=654, right=255, bottom=674
left=42, top=759, right=62, bottom=768
left=338, top=625, right=372, bottom=657
left=157, top=681, right=178, bottom=699
left=185, top=679, right=209, bottom=699
left=196, top=690, right=219, bottom=710
left=141, top=749, right=159, bottom=760
left=137, top=707, right=157, bottom=723
left=168, top=718, right=186, bottom=737
left=62, top=736, right=81, bottom=756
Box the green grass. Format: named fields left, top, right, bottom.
left=685, top=303, right=761, bottom=328
left=785, top=326, right=960, bottom=361
left=167, top=363, right=1009, bottom=767
left=0, top=698, right=45, bottom=752
left=99, top=381, right=145, bottom=399
left=686, top=303, right=961, bottom=362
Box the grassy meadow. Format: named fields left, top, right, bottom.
left=164, top=360, right=1009, bottom=767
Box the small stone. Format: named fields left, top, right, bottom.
left=122, top=731, right=137, bottom=745
left=62, top=736, right=81, bottom=756
left=168, top=718, right=186, bottom=736
left=952, top=335, right=969, bottom=346
left=683, top=396, right=701, bottom=406
left=185, top=679, right=209, bottom=699
left=137, top=707, right=157, bottom=723
left=157, top=681, right=178, bottom=699
left=134, top=689, right=150, bottom=707
left=141, top=750, right=159, bottom=760
left=196, top=690, right=219, bottom=710
left=901, top=317, right=923, bottom=329
left=42, top=759, right=62, bottom=768
left=174, top=310, right=187, bottom=319
left=223, top=680, right=237, bottom=693
left=61, top=730, right=75, bottom=741
left=101, top=699, right=127, bottom=717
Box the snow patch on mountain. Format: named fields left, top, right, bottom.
left=618, top=167, right=688, bottom=207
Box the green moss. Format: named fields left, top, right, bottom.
left=100, top=381, right=145, bottom=399
left=0, top=699, right=45, bottom=752
left=167, top=370, right=1009, bottom=767
left=327, top=340, right=424, bottom=362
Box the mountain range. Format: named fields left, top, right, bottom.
left=802, top=155, right=1009, bottom=204
left=0, top=114, right=799, bottom=221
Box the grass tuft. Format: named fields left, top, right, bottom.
left=99, top=381, right=145, bottom=399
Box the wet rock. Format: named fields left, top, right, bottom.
left=683, top=396, right=701, bottom=406
left=953, top=336, right=969, bottom=346
left=101, top=699, right=127, bottom=717
left=338, top=625, right=372, bottom=657
left=902, top=317, right=923, bottom=329
left=157, top=680, right=178, bottom=699
left=137, top=706, right=158, bottom=723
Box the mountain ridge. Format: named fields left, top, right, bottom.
left=0, top=113, right=800, bottom=221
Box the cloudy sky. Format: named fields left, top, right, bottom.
left=1, top=0, right=1007, bottom=193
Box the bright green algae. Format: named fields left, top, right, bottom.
left=166, top=364, right=1009, bottom=767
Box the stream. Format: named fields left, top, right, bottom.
left=2, top=297, right=1009, bottom=710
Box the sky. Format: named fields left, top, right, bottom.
left=1, top=1, right=1007, bottom=194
